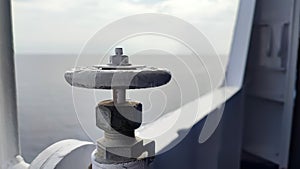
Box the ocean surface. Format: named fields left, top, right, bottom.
left=15, top=53, right=227, bottom=162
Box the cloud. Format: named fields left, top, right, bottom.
left=12, top=0, right=239, bottom=54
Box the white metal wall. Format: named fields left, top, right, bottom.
left=242, top=0, right=300, bottom=168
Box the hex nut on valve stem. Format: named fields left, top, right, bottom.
left=64, top=48, right=171, bottom=168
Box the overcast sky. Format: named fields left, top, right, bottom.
left=12, top=0, right=239, bottom=55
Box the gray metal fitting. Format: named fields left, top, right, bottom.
left=95, top=135, right=155, bottom=164
left=96, top=100, right=142, bottom=137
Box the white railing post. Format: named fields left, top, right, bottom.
left=0, top=0, right=27, bottom=168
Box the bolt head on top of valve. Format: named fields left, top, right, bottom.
left=109, top=48, right=130, bottom=66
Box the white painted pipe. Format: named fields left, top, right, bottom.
left=0, top=0, right=26, bottom=168
left=30, top=139, right=94, bottom=169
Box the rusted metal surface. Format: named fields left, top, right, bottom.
left=65, top=48, right=171, bottom=90
left=96, top=100, right=142, bottom=137
left=92, top=152, right=153, bottom=169
left=64, top=66, right=171, bottom=89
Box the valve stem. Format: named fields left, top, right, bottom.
left=113, top=88, right=126, bottom=104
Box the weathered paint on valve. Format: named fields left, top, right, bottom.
left=92, top=150, right=152, bottom=169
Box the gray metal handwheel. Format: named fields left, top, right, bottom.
left=64, top=48, right=171, bottom=90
